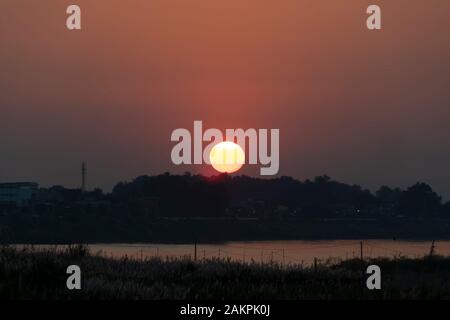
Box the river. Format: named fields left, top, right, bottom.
left=65, top=240, right=449, bottom=265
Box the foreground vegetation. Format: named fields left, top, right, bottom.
left=1, top=245, right=450, bottom=299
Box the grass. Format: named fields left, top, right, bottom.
left=1, top=245, right=450, bottom=299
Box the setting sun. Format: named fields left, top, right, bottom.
left=209, top=141, right=245, bottom=173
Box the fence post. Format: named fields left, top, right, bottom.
left=429, top=240, right=436, bottom=257
left=360, top=241, right=363, bottom=261
left=194, top=239, right=197, bottom=262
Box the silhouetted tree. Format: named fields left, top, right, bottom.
left=399, top=183, right=442, bottom=218
left=376, top=186, right=402, bottom=216
left=111, top=173, right=230, bottom=217
left=443, top=202, right=450, bottom=217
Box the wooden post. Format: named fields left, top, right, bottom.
left=314, top=257, right=317, bottom=271
left=360, top=241, right=363, bottom=261
left=194, top=239, right=197, bottom=262
left=429, top=240, right=436, bottom=257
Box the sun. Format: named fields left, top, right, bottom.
left=209, top=141, right=245, bottom=173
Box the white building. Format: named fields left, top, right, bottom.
left=0, top=182, right=38, bottom=207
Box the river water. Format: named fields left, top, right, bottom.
left=77, top=240, right=447, bottom=265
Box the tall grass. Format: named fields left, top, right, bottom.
left=1, top=245, right=450, bottom=299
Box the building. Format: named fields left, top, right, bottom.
left=0, top=182, right=38, bottom=207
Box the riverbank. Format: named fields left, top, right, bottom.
left=4, top=218, right=450, bottom=244
left=1, top=245, right=450, bottom=299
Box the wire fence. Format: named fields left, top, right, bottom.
left=83, top=240, right=446, bottom=266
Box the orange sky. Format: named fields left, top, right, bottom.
left=1, top=0, right=450, bottom=196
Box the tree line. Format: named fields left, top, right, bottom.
left=108, top=173, right=448, bottom=219
left=1, top=172, right=449, bottom=220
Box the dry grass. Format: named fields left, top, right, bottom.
left=1, top=245, right=450, bottom=299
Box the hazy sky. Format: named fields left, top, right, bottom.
left=1, top=0, right=450, bottom=197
